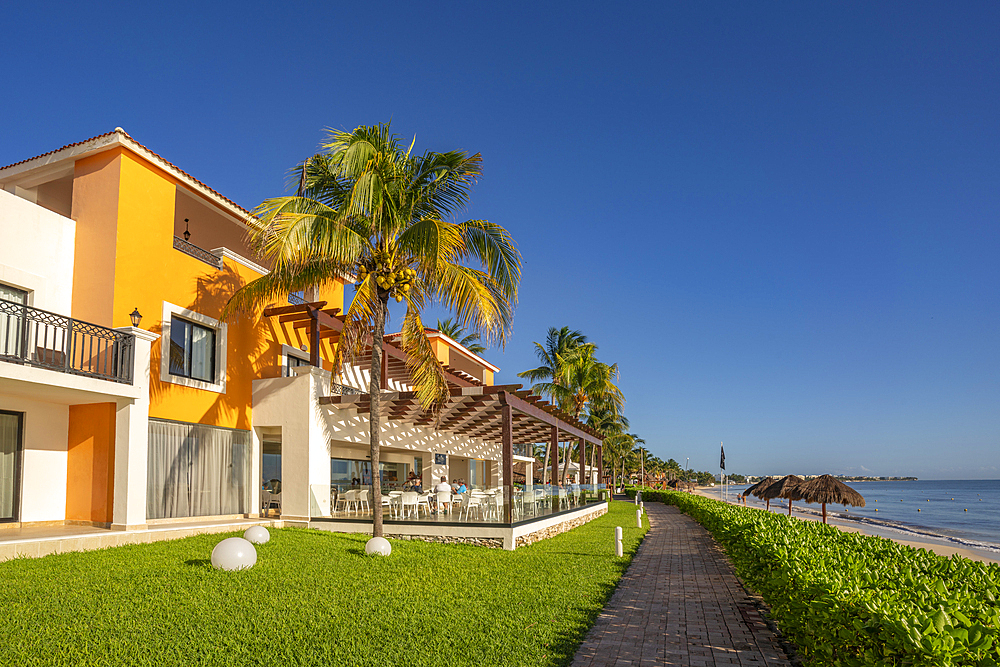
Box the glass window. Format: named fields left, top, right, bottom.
left=0, top=283, right=27, bottom=305
left=330, top=458, right=409, bottom=492
left=283, top=354, right=309, bottom=377
left=169, top=317, right=216, bottom=382
left=0, top=284, right=28, bottom=358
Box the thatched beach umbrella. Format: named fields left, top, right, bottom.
left=759, top=475, right=804, bottom=516
left=787, top=474, right=866, bottom=524
left=743, top=476, right=776, bottom=510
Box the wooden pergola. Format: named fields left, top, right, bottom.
left=264, top=301, right=606, bottom=522
left=262, top=301, right=484, bottom=389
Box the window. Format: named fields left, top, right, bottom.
left=283, top=354, right=309, bottom=377
left=288, top=290, right=306, bottom=305
left=169, top=318, right=216, bottom=382
left=0, top=284, right=28, bottom=358
left=0, top=283, right=27, bottom=305
left=160, top=302, right=227, bottom=393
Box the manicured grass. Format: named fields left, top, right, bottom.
left=0, top=501, right=647, bottom=666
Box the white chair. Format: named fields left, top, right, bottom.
left=416, top=492, right=432, bottom=517
left=459, top=493, right=484, bottom=521
left=270, top=492, right=282, bottom=515
left=558, top=487, right=568, bottom=510
left=334, top=490, right=351, bottom=514
left=487, top=492, right=504, bottom=521
left=400, top=491, right=419, bottom=519
left=357, top=489, right=371, bottom=513
left=436, top=491, right=452, bottom=514
left=341, top=490, right=358, bottom=514
left=261, top=490, right=272, bottom=517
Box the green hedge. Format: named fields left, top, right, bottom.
left=638, top=489, right=1000, bottom=667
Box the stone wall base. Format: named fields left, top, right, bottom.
left=515, top=506, right=607, bottom=548
left=387, top=534, right=505, bottom=548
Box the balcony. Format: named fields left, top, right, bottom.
left=172, top=236, right=223, bottom=269
left=0, top=298, right=135, bottom=384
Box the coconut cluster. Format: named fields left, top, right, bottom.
left=356, top=265, right=415, bottom=302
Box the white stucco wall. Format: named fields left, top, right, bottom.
left=0, top=392, right=69, bottom=522
left=0, top=189, right=76, bottom=313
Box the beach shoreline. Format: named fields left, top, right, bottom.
left=686, top=486, right=1000, bottom=564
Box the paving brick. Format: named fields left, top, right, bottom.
left=572, top=503, right=792, bottom=667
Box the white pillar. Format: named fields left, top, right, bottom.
left=525, top=461, right=534, bottom=491
left=111, top=327, right=158, bottom=531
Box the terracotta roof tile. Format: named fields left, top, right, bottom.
left=0, top=129, right=253, bottom=218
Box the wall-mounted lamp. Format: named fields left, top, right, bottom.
left=130, top=308, right=142, bottom=328
left=183, top=218, right=191, bottom=242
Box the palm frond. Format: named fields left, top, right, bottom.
left=398, top=309, right=449, bottom=418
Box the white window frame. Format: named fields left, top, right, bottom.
left=280, top=344, right=310, bottom=377
left=160, top=301, right=227, bottom=393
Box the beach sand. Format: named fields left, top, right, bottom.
left=686, top=487, right=1000, bottom=564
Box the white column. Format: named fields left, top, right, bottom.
left=111, top=327, right=158, bottom=531
left=525, top=461, right=534, bottom=491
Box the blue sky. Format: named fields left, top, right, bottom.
left=5, top=2, right=998, bottom=478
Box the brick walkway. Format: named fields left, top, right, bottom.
left=572, top=503, right=793, bottom=667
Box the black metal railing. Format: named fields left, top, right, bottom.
left=331, top=382, right=365, bottom=395
left=0, top=298, right=135, bottom=384
left=173, top=236, right=223, bottom=269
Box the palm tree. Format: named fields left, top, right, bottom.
left=588, top=405, right=628, bottom=489
left=436, top=317, right=485, bottom=355
left=517, top=326, right=586, bottom=484
left=224, top=123, right=521, bottom=538
left=545, top=345, right=624, bottom=484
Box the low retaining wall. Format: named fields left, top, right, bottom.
left=311, top=501, right=610, bottom=550
left=388, top=534, right=505, bottom=549
left=514, top=504, right=607, bottom=548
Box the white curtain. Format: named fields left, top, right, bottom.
left=0, top=413, right=19, bottom=520
left=0, top=284, right=26, bottom=358
left=189, top=325, right=213, bottom=382
left=146, top=419, right=250, bottom=519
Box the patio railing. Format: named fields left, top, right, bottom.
left=309, top=483, right=607, bottom=526
left=0, top=298, right=135, bottom=384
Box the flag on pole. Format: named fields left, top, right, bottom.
left=720, top=443, right=726, bottom=471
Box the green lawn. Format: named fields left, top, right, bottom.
left=1, top=501, right=647, bottom=667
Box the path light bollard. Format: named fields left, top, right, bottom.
left=640, top=501, right=644, bottom=513
left=636, top=509, right=642, bottom=528
left=615, top=526, right=623, bottom=557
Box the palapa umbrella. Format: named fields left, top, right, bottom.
left=758, top=475, right=804, bottom=516
left=743, top=476, right=776, bottom=510
left=787, top=474, right=866, bottom=524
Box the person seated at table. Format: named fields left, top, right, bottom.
left=434, top=476, right=452, bottom=513
left=455, top=479, right=468, bottom=494
left=404, top=473, right=422, bottom=492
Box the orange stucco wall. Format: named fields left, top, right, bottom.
left=66, top=403, right=116, bottom=524
left=104, top=149, right=345, bottom=430
left=70, top=150, right=123, bottom=326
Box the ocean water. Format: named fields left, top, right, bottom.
left=707, top=480, right=1000, bottom=555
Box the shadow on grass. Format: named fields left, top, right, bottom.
left=184, top=558, right=212, bottom=568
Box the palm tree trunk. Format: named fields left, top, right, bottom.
left=369, top=296, right=388, bottom=538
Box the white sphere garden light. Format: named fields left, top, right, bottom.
left=211, top=537, right=257, bottom=571
left=244, top=526, right=270, bottom=544
left=365, top=536, right=391, bottom=556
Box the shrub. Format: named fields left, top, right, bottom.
left=646, top=489, right=1000, bottom=667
